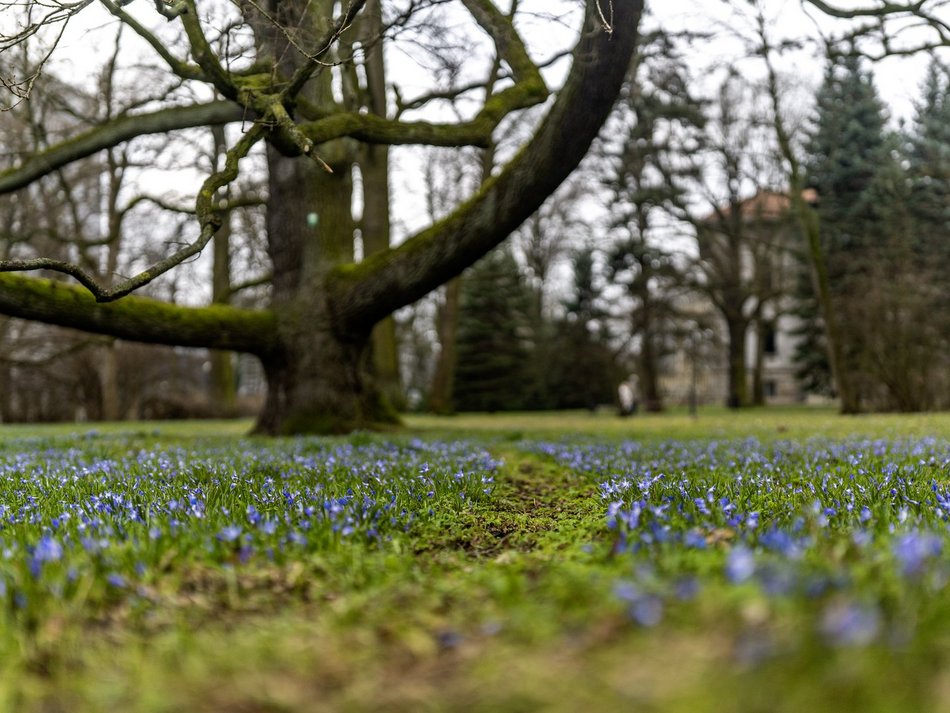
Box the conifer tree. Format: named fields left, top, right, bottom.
left=802, top=53, right=943, bottom=410
left=549, top=247, right=621, bottom=411
left=902, top=60, right=950, bottom=407
left=453, top=246, right=534, bottom=412
left=800, top=54, right=892, bottom=408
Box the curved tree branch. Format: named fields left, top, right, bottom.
left=0, top=119, right=265, bottom=300
left=327, top=0, right=643, bottom=335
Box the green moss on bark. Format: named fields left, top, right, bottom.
left=0, top=274, right=278, bottom=355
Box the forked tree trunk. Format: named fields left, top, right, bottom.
left=254, top=301, right=391, bottom=434
left=0, top=0, right=641, bottom=436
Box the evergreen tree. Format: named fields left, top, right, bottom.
left=805, top=55, right=891, bottom=256
left=453, top=246, right=534, bottom=412
left=801, top=53, right=944, bottom=410
left=901, top=60, right=950, bottom=407
left=908, top=60, right=950, bottom=270
left=546, top=247, right=622, bottom=410
left=799, top=54, right=894, bottom=408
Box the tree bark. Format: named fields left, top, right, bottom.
left=429, top=277, right=462, bottom=414
left=360, top=0, right=403, bottom=411
left=0, top=274, right=277, bottom=353
left=726, top=317, right=748, bottom=408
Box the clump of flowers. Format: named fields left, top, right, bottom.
left=532, top=437, right=950, bottom=643
left=0, top=437, right=501, bottom=613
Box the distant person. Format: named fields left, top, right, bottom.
left=618, top=378, right=638, bottom=417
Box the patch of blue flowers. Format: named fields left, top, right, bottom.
left=533, top=437, right=950, bottom=646
left=0, top=437, right=499, bottom=610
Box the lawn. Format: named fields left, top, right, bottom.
left=0, top=407, right=948, bottom=712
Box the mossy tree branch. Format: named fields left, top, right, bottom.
left=0, top=120, right=265, bottom=301
left=98, top=0, right=206, bottom=81
left=326, top=0, right=643, bottom=336
left=0, top=273, right=278, bottom=355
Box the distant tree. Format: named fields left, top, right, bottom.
left=690, top=74, right=795, bottom=409
left=548, top=246, right=621, bottom=411
left=601, top=31, right=704, bottom=412
left=891, top=59, right=950, bottom=408
left=802, top=53, right=924, bottom=410
left=453, top=246, right=534, bottom=412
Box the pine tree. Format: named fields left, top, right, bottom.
left=799, top=54, right=894, bottom=408
left=805, top=55, right=891, bottom=256
left=453, top=246, right=534, bottom=412
left=547, top=247, right=621, bottom=410
left=801, top=53, right=941, bottom=410
left=908, top=60, right=950, bottom=269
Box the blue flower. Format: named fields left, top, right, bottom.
left=725, top=545, right=755, bottom=583
left=217, top=525, right=242, bottom=543
left=33, top=535, right=63, bottom=563
left=820, top=600, right=880, bottom=647
left=630, top=595, right=664, bottom=627
left=893, top=531, right=942, bottom=576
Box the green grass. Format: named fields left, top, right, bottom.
left=405, top=405, right=950, bottom=441
left=0, top=408, right=946, bottom=712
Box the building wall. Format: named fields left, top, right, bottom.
left=658, top=295, right=806, bottom=408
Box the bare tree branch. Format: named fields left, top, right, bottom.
left=0, top=120, right=265, bottom=300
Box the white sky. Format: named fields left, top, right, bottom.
left=648, top=0, right=946, bottom=125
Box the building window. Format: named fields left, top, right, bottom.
left=764, top=325, right=777, bottom=355
left=765, top=380, right=777, bottom=398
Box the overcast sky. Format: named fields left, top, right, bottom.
left=647, top=0, right=946, bottom=124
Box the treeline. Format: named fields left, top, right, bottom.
left=402, top=40, right=950, bottom=415
left=1, top=32, right=948, bottom=421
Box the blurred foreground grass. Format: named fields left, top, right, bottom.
left=0, top=408, right=945, bottom=712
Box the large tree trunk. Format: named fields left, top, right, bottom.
left=255, top=145, right=398, bottom=435
left=254, top=303, right=390, bottom=434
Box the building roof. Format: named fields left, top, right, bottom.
left=703, top=190, right=791, bottom=224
